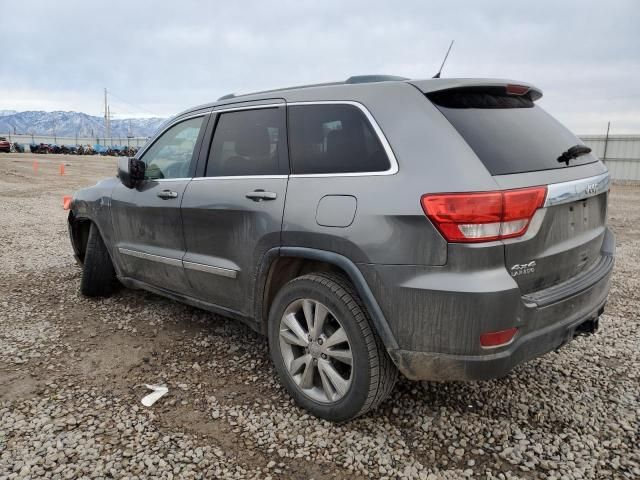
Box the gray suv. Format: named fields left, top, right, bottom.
left=68, top=76, right=615, bottom=422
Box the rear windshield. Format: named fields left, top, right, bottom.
left=428, top=88, right=597, bottom=175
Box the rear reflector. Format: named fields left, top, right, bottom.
left=421, top=186, right=546, bottom=243
left=480, top=327, right=518, bottom=347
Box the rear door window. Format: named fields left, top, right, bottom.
left=288, top=104, right=390, bottom=174
left=206, top=107, right=286, bottom=177
left=428, top=88, right=597, bottom=175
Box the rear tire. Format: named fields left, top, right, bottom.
left=268, top=272, right=397, bottom=422
left=80, top=223, right=116, bottom=297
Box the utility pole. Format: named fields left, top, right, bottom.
left=602, top=121, right=611, bottom=164
left=104, top=88, right=110, bottom=141
left=108, top=106, right=111, bottom=145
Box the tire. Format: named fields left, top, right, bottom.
left=80, top=223, right=116, bottom=297
left=268, top=272, right=397, bottom=422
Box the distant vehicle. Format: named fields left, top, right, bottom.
left=67, top=75, right=615, bottom=422
left=0, top=137, right=10, bottom=152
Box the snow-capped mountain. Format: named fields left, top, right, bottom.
left=0, top=111, right=167, bottom=138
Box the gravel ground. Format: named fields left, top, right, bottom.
left=0, top=153, right=638, bottom=479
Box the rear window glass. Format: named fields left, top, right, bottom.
left=428, top=89, right=597, bottom=175
left=288, top=104, right=390, bottom=174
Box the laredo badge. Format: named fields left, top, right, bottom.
left=510, top=261, right=537, bottom=277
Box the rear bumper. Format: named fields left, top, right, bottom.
left=389, top=298, right=606, bottom=381
left=360, top=227, right=615, bottom=381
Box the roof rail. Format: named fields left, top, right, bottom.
left=214, top=75, right=409, bottom=103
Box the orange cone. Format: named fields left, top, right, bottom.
left=63, top=195, right=72, bottom=210
left=59, top=163, right=65, bottom=175
left=33, top=161, right=38, bottom=173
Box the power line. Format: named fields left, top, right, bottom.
left=107, top=90, right=161, bottom=117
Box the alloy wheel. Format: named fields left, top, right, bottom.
left=278, top=298, right=353, bottom=403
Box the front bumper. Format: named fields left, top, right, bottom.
left=360, top=227, right=615, bottom=381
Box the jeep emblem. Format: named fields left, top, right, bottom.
left=585, top=183, right=597, bottom=195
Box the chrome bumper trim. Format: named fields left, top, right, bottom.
left=544, top=172, right=610, bottom=207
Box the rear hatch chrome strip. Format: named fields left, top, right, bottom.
left=544, top=172, right=610, bottom=207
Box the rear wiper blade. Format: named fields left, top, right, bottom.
left=557, top=144, right=592, bottom=165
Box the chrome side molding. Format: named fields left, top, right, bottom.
left=119, top=248, right=183, bottom=268
left=544, top=172, right=610, bottom=207
left=118, top=248, right=238, bottom=279
left=183, top=261, right=237, bottom=279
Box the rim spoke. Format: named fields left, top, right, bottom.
left=281, top=312, right=309, bottom=346
left=280, top=331, right=307, bottom=347
left=299, top=358, right=315, bottom=389
left=318, top=363, right=336, bottom=401
left=325, top=347, right=353, bottom=366
left=302, top=299, right=314, bottom=334
left=289, top=353, right=310, bottom=375
left=311, top=303, right=329, bottom=339
left=319, top=360, right=349, bottom=397
left=323, top=327, right=348, bottom=348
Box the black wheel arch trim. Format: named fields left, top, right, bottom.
left=263, top=246, right=399, bottom=351
left=67, top=212, right=119, bottom=272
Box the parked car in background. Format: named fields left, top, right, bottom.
left=67, top=75, right=614, bottom=422
left=0, top=137, right=11, bottom=152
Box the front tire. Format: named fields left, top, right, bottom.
left=80, top=223, right=116, bottom=297
left=268, top=272, right=397, bottom=422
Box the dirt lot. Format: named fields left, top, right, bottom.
left=0, top=153, right=638, bottom=479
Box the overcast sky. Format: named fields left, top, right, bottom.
left=1, top=0, right=638, bottom=133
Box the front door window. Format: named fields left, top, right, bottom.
left=141, top=116, right=204, bottom=179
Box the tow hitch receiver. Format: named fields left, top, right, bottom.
left=575, top=317, right=600, bottom=336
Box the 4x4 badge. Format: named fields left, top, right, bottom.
left=585, top=183, right=598, bottom=195
left=510, top=261, right=537, bottom=277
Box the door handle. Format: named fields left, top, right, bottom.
left=245, top=190, right=277, bottom=201
left=157, top=190, right=179, bottom=199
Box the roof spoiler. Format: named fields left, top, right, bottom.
left=409, top=78, right=543, bottom=101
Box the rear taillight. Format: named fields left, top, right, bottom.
left=421, top=186, right=547, bottom=243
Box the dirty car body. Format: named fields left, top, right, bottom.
left=68, top=75, right=615, bottom=420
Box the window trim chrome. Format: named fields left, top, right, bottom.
left=191, top=175, right=288, bottom=181
left=544, top=172, right=610, bottom=207
left=195, top=100, right=399, bottom=180
left=212, top=102, right=285, bottom=114
left=150, top=177, right=192, bottom=182
left=287, top=100, right=399, bottom=178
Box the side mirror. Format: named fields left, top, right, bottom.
left=117, top=157, right=146, bottom=189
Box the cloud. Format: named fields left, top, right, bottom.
left=0, top=0, right=638, bottom=133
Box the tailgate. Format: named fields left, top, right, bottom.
left=502, top=173, right=609, bottom=294
left=423, top=82, right=611, bottom=294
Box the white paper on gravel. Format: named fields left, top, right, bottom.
left=141, top=384, right=169, bottom=407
